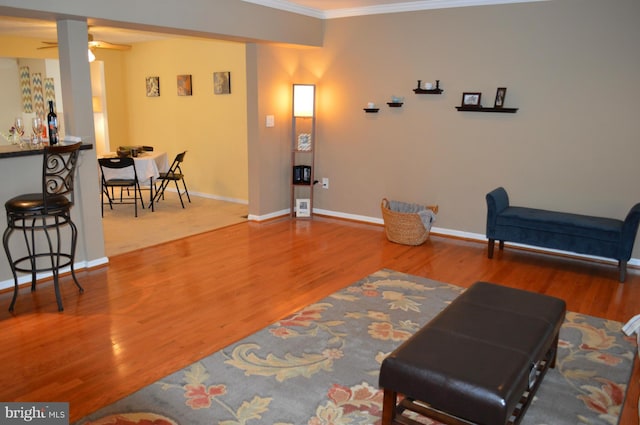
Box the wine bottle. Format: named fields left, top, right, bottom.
left=47, top=100, right=58, bottom=145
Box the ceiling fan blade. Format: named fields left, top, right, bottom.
left=89, top=40, right=131, bottom=50
left=39, top=28, right=132, bottom=51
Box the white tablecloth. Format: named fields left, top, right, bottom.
left=100, top=151, right=169, bottom=186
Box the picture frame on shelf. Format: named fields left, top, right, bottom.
left=296, top=198, right=311, bottom=217
left=214, top=71, right=231, bottom=94
left=297, top=133, right=311, bottom=151
left=494, top=87, right=507, bottom=108
left=461, top=92, right=482, bottom=107
left=177, top=75, right=192, bottom=96
left=146, top=76, right=160, bottom=97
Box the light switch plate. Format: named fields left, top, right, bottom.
left=266, top=115, right=275, bottom=127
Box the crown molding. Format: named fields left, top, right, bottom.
left=242, top=0, right=548, bottom=19
left=243, top=0, right=325, bottom=18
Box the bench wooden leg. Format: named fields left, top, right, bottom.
left=382, top=389, right=397, bottom=425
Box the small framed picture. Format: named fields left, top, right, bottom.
left=177, top=75, right=192, bottom=96
left=146, top=76, right=160, bottom=97
left=297, top=133, right=311, bottom=151
left=296, top=198, right=311, bottom=217
left=494, top=87, right=507, bottom=108
left=461, top=92, right=482, bottom=107
left=214, top=71, right=231, bottom=94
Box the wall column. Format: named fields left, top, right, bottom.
left=56, top=19, right=106, bottom=266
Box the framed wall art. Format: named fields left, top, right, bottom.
left=494, top=87, right=507, bottom=108
left=214, top=71, right=231, bottom=94
left=296, top=198, right=311, bottom=217
left=461, top=92, right=482, bottom=107
left=20, top=66, right=33, bottom=112
left=177, top=74, right=192, bottom=96
left=146, top=76, right=160, bottom=97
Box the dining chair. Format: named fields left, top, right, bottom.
left=98, top=157, right=145, bottom=217
left=152, top=151, right=191, bottom=208
left=3, top=142, right=84, bottom=312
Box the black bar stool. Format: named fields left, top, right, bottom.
left=2, top=142, right=84, bottom=312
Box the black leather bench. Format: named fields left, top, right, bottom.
left=379, top=282, right=566, bottom=425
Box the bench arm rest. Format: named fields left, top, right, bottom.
left=621, top=203, right=640, bottom=260
left=486, top=187, right=510, bottom=236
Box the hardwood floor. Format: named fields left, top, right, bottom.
left=0, top=216, right=637, bottom=423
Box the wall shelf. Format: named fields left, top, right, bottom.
left=414, top=80, right=443, bottom=95
left=387, top=102, right=403, bottom=107
left=413, top=88, right=443, bottom=95
left=455, top=106, right=518, bottom=113
left=363, top=108, right=380, bottom=113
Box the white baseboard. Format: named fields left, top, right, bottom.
left=248, top=208, right=289, bottom=221
left=163, top=188, right=248, bottom=205
left=310, top=208, right=640, bottom=268
left=4, top=204, right=634, bottom=292
left=0, top=256, right=110, bottom=292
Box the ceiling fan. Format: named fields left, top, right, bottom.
left=38, top=32, right=131, bottom=51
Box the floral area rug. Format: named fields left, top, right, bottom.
left=75, top=269, right=637, bottom=425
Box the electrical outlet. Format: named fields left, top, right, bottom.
left=322, top=177, right=329, bottom=189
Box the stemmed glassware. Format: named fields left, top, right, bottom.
left=14, top=117, right=24, bottom=146
left=32, top=117, right=43, bottom=148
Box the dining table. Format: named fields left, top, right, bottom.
left=99, top=150, right=169, bottom=210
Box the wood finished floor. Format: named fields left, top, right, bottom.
left=0, top=216, right=637, bottom=423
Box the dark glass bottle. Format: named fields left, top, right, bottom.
left=47, top=100, right=58, bottom=145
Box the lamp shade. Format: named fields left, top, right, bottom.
left=293, top=84, right=315, bottom=117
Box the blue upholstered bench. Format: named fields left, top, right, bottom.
left=486, top=187, right=640, bottom=282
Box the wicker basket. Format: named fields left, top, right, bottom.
left=381, top=198, right=439, bottom=246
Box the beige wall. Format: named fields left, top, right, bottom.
left=247, top=43, right=321, bottom=218
left=2, top=0, right=640, bottom=263
left=251, top=0, right=640, bottom=259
